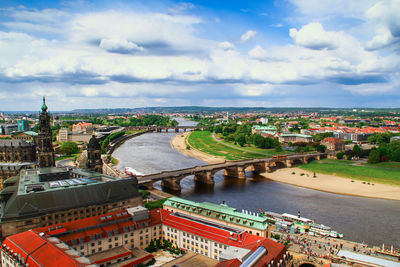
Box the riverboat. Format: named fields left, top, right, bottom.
left=124, top=167, right=144, bottom=177
left=262, top=211, right=344, bottom=238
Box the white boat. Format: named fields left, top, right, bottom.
left=124, top=167, right=144, bottom=177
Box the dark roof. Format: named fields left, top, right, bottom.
left=1, top=172, right=140, bottom=221
left=0, top=139, right=33, bottom=147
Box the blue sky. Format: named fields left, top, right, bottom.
left=0, top=0, right=399, bottom=110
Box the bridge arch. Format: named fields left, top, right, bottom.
left=291, top=158, right=304, bottom=166
left=299, top=263, right=316, bottom=267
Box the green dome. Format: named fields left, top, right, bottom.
left=41, top=96, right=48, bottom=112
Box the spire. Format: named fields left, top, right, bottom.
left=41, top=96, right=48, bottom=112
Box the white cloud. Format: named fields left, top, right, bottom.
left=99, top=38, right=144, bottom=54
left=240, top=30, right=257, bottom=43
left=218, top=41, right=235, bottom=51
left=248, top=45, right=268, bottom=61
left=168, top=2, right=195, bottom=14
left=82, top=87, right=99, bottom=97
left=365, top=0, right=400, bottom=50
left=290, top=23, right=339, bottom=50
left=0, top=3, right=399, bottom=109
left=289, top=0, right=377, bottom=19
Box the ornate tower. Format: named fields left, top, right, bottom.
left=37, top=96, right=55, bottom=168
left=86, top=134, right=103, bottom=173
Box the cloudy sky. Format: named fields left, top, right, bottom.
left=0, top=0, right=400, bottom=110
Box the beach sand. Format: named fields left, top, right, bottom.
left=170, top=133, right=400, bottom=201
left=170, top=132, right=225, bottom=164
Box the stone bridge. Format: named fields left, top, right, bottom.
left=126, top=125, right=205, bottom=133
left=137, top=152, right=335, bottom=191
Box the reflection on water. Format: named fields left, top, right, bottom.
left=113, top=118, right=400, bottom=247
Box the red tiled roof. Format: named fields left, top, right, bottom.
left=160, top=209, right=265, bottom=249
left=252, top=239, right=286, bottom=266
left=216, top=239, right=286, bottom=267
left=2, top=230, right=90, bottom=267
left=34, top=209, right=163, bottom=246
left=216, top=258, right=242, bottom=267
left=321, top=137, right=344, bottom=144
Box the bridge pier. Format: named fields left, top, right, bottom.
left=286, top=160, right=293, bottom=168
left=140, top=181, right=154, bottom=190
left=161, top=177, right=181, bottom=191
left=252, top=162, right=266, bottom=173
left=194, top=171, right=215, bottom=184
left=224, top=166, right=246, bottom=179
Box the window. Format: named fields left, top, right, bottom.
left=91, top=249, right=95, bottom=253
left=109, top=245, right=112, bottom=249
left=115, top=243, right=118, bottom=247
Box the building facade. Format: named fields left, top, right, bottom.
left=0, top=140, right=36, bottom=163
left=279, top=133, right=313, bottom=143
left=321, top=137, right=345, bottom=151
left=2, top=206, right=288, bottom=267
left=73, top=122, right=93, bottom=134
left=163, top=197, right=273, bottom=238
left=16, top=120, right=29, bottom=132
left=0, top=167, right=142, bottom=237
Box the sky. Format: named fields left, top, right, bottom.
left=0, top=0, right=400, bottom=110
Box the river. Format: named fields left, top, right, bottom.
left=113, top=118, right=400, bottom=248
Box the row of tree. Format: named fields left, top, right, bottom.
left=368, top=141, right=400, bottom=163
left=100, top=130, right=125, bottom=152
left=107, top=115, right=178, bottom=127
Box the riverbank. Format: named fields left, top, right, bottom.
left=170, top=132, right=225, bottom=164
left=170, top=133, right=400, bottom=201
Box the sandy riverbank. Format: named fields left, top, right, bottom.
left=170, top=133, right=400, bottom=201
left=170, top=132, right=225, bottom=164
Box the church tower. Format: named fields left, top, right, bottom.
left=37, top=96, right=55, bottom=168
left=86, top=134, right=103, bottom=173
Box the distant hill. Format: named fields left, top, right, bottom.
left=70, top=106, right=400, bottom=115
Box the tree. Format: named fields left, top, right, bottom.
left=214, top=125, right=223, bottom=133
left=352, top=144, right=363, bottom=158
left=313, top=132, right=334, bottom=142
left=59, top=142, right=79, bottom=155
left=253, top=134, right=264, bottom=148
left=336, top=152, right=345, bottom=159
left=235, top=133, right=246, bottom=147
left=316, top=144, right=326, bottom=153
left=368, top=149, right=381, bottom=164
left=264, top=137, right=275, bottom=149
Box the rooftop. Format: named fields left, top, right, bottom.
left=162, top=210, right=265, bottom=249
left=0, top=139, right=33, bottom=147
left=164, top=197, right=270, bottom=231
left=0, top=167, right=140, bottom=221
left=2, top=230, right=94, bottom=267
left=34, top=208, right=162, bottom=247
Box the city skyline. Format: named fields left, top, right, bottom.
left=0, top=0, right=399, bottom=110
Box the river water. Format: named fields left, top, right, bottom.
left=113, top=118, right=400, bottom=248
